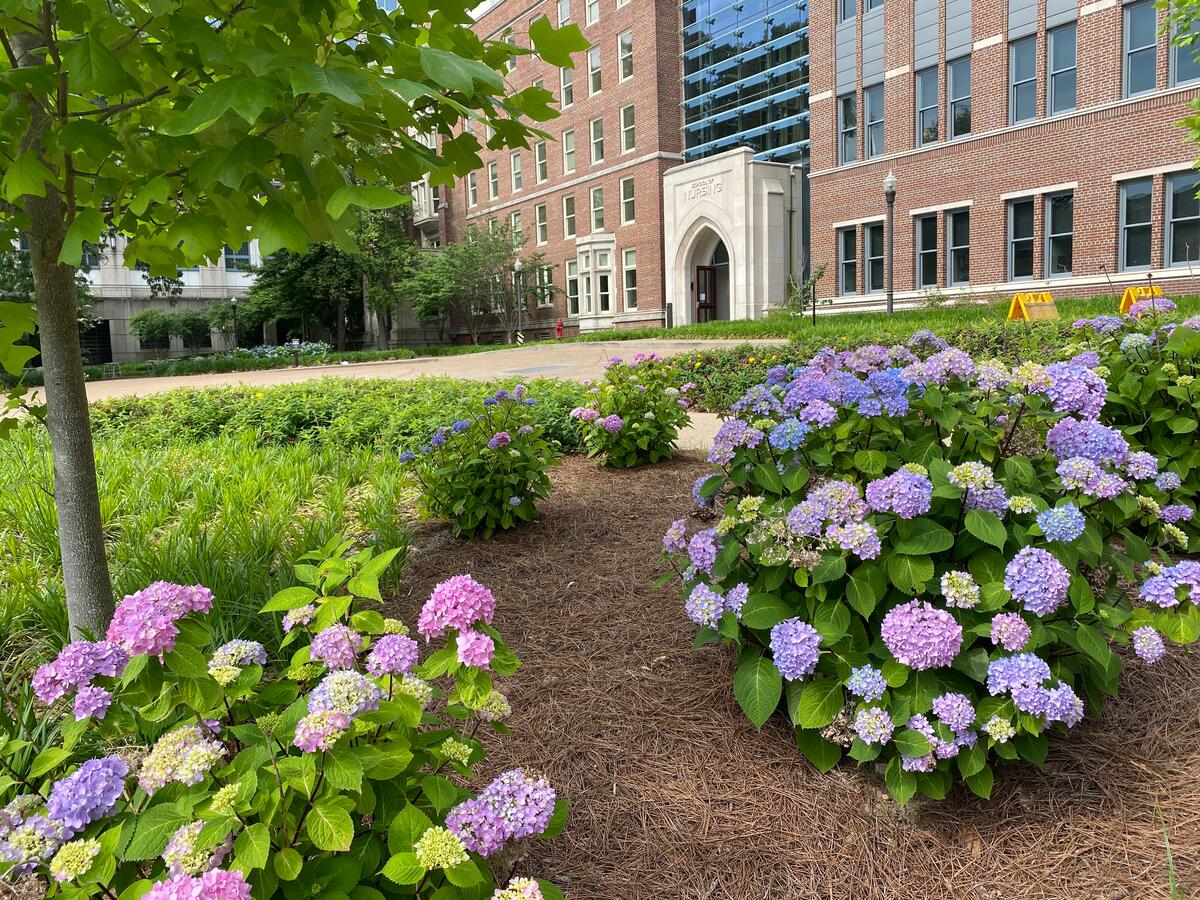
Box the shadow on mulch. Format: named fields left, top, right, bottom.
left=385, top=455, right=1200, bottom=900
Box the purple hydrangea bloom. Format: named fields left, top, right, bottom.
left=1036, top=504, right=1085, bottom=543
left=686, top=529, right=721, bottom=575
left=725, top=583, right=750, bottom=618
left=923, top=349, right=975, bottom=384
left=1132, top=626, right=1165, bottom=664
left=1128, top=297, right=1177, bottom=318
left=880, top=600, right=963, bottom=670
left=853, top=707, right=894, bottom=744
left=307, top=671, right=382, bottom=717
left=309, top=625, right=364, bottom=670
left=32, top=641, right=129, bottom=705
left=1057, top=456, right=1102, bottom=491
left=768, top=417, right=810, bottom=451
left=1045, top=361, right=1107, bottom=420
left=663, top=519, right=688, bottom=554
left=106, top=582, right=213, bottom=658
left=46, top=756, right=128, bottom=837
left=692, top=475, right=715, bottom=509
left=908, top=329, right=949, bottom=356
left=1045, top=418, right=1129, bottom=466
left=478, top=770, right=556, bottom=841
left=847, top=665, right=887, bottom=701
left=1161, top=505, right=1194, bottom=524
left=986, top=653, right=1052, bottom=695
left=1155, top=472, right=1183, bottom=492
left=864, top=469, right=933, bottom=519
left=601, top=415, right=624, bottom=433
left=1004, top=547, right=1070, bottom=616
left=826, top=521, right=882, bottom=559
left=1073, top=315, right=1124, bottom=333
left=446, top=798, right=507, bottom=857
left=990, top=612, right=1031, bottom=651
left=901, top=752, right=936, bottom=773
left=1124, top=451, right=1159, bottom=481
left=708, top=419, right=765, bottom=466
left=932, top=692, right=975, bottom=731
left=366, top=634, right=419, bottom=678
left=1011, top=682, right=1049, bottom=716
left=487, top=431, right=512, bottom=449
left=769, top=618, right=822, bottom=680
left=798, top=400, right=838, bottom=427
left=73, top=685, right=112, bottom=721
left=965, top=485, right=1009, bottom=516
left=1044, top=681, right=1084, bottom=726
left=293, top=710, right=351, bottom=753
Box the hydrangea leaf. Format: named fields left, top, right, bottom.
left=795, top=727, right=842, bottom=773
left=884, top=757, right=917, bottom=806
left=793, top=679, right=843, bottom=728
left=886, top=554, right=933, bottom=595
left=234, top=823, right=270, bottom=870
left=445, top=858, right=484, bottom=887
left=964, top=509, right=1007, bottom=550
left=306, top=799, right=354, bottom=851
left=740, top=594, right=793, bottom=630
left=273, top=848, right=303, bottom=881
left=387, top=804, right=433, bottom=855
left=893, top=518, right=954, bottom=555
left=812, top=554, right=846, bottom=585
left=732, top=653, right=782, bottom=729
left=892, top=728, right=933, bottom=758
left=964, top=765, right=993, bottom=799
left=813, top=601, right=851, bottom=644
left=846, top=565, right=879, bottom=618
left=381, top=852, right=424, bottom=886
left=121, top=805, right=190, bottom=861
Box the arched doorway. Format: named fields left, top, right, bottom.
left=685, top=226, right=731, bottom=323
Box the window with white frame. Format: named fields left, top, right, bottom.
left=865, top=223, right=884, bottom=293
left=838, top=94, right=857, bottom=164
left=620, top=105, right=635, bottom=153
left=622, top=248, right=637, bottom=309
left=838, top=228, right=856, bottom=295
left=620, top=176, right=635, bottom=224
left=588, top=48, right=602, bottom=94
left=536, top=265, right=554, bottom=306
left=590, top=117, right=604, bottom=163
left=946, top=208, right=970, bottom=285
left=1168, top=171, right=1200, bottom=266
left=467, top=172, right=478, bottom=206
left=535, top=203, right=548, bottom=244
left=915, top=214, right=937, bottom=289
left=1009, top=36, right=1037, bottom=124
left=1124, top=0, right=1157, bottom=97
left=1007, top=198, right=1034, bottom=280
left=535, top=142, right=548, bottom=182
left=948, top=56, right=971, bottom=138
left=591, top=186, right=605, bottom=231
left=618, top=31, right=633, bottom=80
left=915, top=68, right=938, bottom=146
left=509, top=211, right=522, bottom=238
left=1048, top=24, right=1076, bottom=114
left=563, top=129, right=576, bottom=173
left=558, top=0, right=570, bottom=25
left=1046, top=192, right=1074, bottom=277
left=566, top=259, right=580, bottom=315
left=510, top=152, right=522, bottom=191
left=1119, top=178, right=1152, bottom=270
left=586, top=0, right=599, bottom=24
left=1173, top=26, right=1200, bottom=85
left=596, top=250, right=611, bottom=311
left=487, top=162, right=499, bottom=199
left=563, top=195, right=577, bottom=237
left=864, top=85, right=883, bottom=159
left=561, top=67, right=574, bottom=107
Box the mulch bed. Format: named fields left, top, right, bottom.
left=385, top=455, right=1200, bottom=900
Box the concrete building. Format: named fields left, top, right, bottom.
left=806, top=0, right=1200, bottom=305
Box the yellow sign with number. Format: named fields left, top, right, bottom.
left=1119, top=284, right=1162, bottom=314
left=1007, top=292, right=1060, bottom=322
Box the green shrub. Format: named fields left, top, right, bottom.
left=569, top=353, right=693, bottom=468
left=402, top=386, right=557, bottom=538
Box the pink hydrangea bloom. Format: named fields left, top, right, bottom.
left=144, top=869, right=251, bottom=900
left=881, top=600, right=963, bottom=670
left=310, top=625, right=364, bottom=670
left=72, top=686, right=112, bottom=721
left=105, top=582, right=212, bottom=658
left=457, top=629, right=495, bottom=668
left=365, top=635, right=419, bottom=677
left=293, top=710, right=351, bottom=753
left=418, top=575, right=496, bottom=638
left=32, top=641, right=128, bottom=704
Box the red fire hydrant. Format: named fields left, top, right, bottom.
left=555, top=319, right=564, bottom=339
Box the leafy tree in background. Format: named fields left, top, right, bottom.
left=355, top=207, right=424, bottom=348
left=0, top=249, right=97, bottom=326
left=1168, top=1, right=1200, bottom=158
left=127, top=307, right=173, bottom=355
left=0, top=0, right=585, bottom=636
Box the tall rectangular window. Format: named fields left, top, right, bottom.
left=1046, top=192, right=1074, bottom=277
left=1120, top=178, right=1152, bottom=270
left=838, top=94, right=857, bottom=164
left=467, top=172, right=478, bottom=206
left=509, top=211, right=522, bottom=238
left=561, top=68, right=574, bottom=107
left=947, top=208, right=970, bottom=285
left=916, top=214, right=938, bottom=288
left=586, top=0, right=599, bottom=25
left=591, top=186, right=604, bottom=231
left=622, top=248, right=637, bottom=308
left=535, top=203, right=548, bottom=245
left=1010, top=37, right=1037, bottom=124
left=839, top=0, right=856, bottom=22
left=620, top=176, right=635, bottom=224
left=536, top=265, right=554, bottom=307
left=1124, top=0, right=1157, bottom=97
left=620, top=105, right=635, bottom=152
left=1008, top=198, right=1035, bottom=280
left=566, top=259, right=580, bottom=315
left=1168, top=172, right=1200, bottom=266
left=588, top=47, right=602, bottom=94
left=562, top=129, right=576, bottom=173
left=1173, top=29, right=1200, bottom=85
left=618, top=31, right=633, bottom=80
left=865, top=223, right=884, bottom=293
left=558, top=0, right=570, bottom=25
left=915, top=68, right=939, bottom=146
left=1048, top=24, right=1077, bottom=114
left=535, top=142, right=548, bottom=182
left=838, top=228, right=857, bottom=295
left=563, top=195, right=576, bottom=237
left=590, top=117, right=604, bottom=163
left=510, top=152, right=522, bottom=191
left=864, top=85, right=884, bottom=159
left=948, top=57, right=971, bottom=138
left=487, top=162, right=499, bottom=199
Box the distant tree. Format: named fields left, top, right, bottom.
left=0, top=249, right=97, bottom=327
left=433, top=224, right=531, bottom=343
left=1168, top=2, right=1200, bottom=163
left=128, top=308, right=173, bottom=356
left=354, top=207, right=424, bottom=349
left=170, top=309, right=213, bottom=351
left=404, top=251, right=456, bottom=342
left=248, top=244, right=363, bottom=349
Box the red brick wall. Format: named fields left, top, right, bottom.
left=808, top=0, right=1200, bottom=301
left=441, top=0, right=683, bottom=336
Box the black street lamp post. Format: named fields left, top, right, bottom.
left=884, top=170, right=898, bottom=316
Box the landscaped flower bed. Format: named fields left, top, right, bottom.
left=664, top=324, right=1200, bottom=804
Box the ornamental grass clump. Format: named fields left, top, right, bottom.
left=1069, top=303, right=1200, bottom=538
left=663, top=335, right=1199, bottom=804
left=570, top=353, right=694, bottom=468
left=2, top=538, right=566, bottom=897
left=402, top=385, right=557, bottom=539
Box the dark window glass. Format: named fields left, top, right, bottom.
left=839, top=228, right=857, bottom=294
left=1048, top=25, right=1077, bottom=114
left=1009, top=199, right=1035, bottom=279
left=865, top=223, right=884, bottom=293
left=1120, top=178, right=1153, bottom=270
left=1010, top=37, right=1037, bottom=124
left=839, top=94, right=857, bottom=164
left=947, top=209, right=970, bottom=285
left=1124, top=1, right=1157, bottom=97
left=915, top=68, right=938, bottom=145
left=949, top=57, right=971, bottom=138
left=917, top=215, right=938, bottom=288
left=1169, top=172, right=1200, bottom=266
left=1046, top=193, right=1074, bottom=277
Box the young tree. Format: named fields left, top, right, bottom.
left=403, top=250, right=456, bottom=342
left=128, top=308, right=173, bottom=356
left=355, top=207, right=423, bottom=349
left=435, top=223, right=526, bottom=343
left=0, top=0, right=583, bottom=636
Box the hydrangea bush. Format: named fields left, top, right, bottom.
left=570, top=354, right=693, bottom=468
left=1071, top=301, right=1200, bottom=538
left=402, top=385, right=557, bottom=538
left=2, top=539, right=566, bottom=897
left=663, top=332, right=1199, bottom=804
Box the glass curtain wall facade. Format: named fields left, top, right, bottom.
left=682, top=0, right=810, bottom=162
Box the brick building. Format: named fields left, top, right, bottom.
left=807, top=0, right=1200, bottom=306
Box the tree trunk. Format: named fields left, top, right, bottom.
left=336, top=295, right=347, bottom=350
left=26, top=192, right=115, bottom=638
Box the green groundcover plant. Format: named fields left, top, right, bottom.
left=569, top=353, right=694, bottom=468
left=0, top=540, right=566, bottom=898
left=663, top=328, right=1200, bottom=804
left=402, top=386, right=557, bottom=539
left=1069, top=301, right=1200, bottom=537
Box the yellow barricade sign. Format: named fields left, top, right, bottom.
left=1119, top=284, right=1162, bottom=314
left=1007, top=291, right=1060, bottom=322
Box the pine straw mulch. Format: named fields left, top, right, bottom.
left=384, top=455, right=1200, bottom=900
